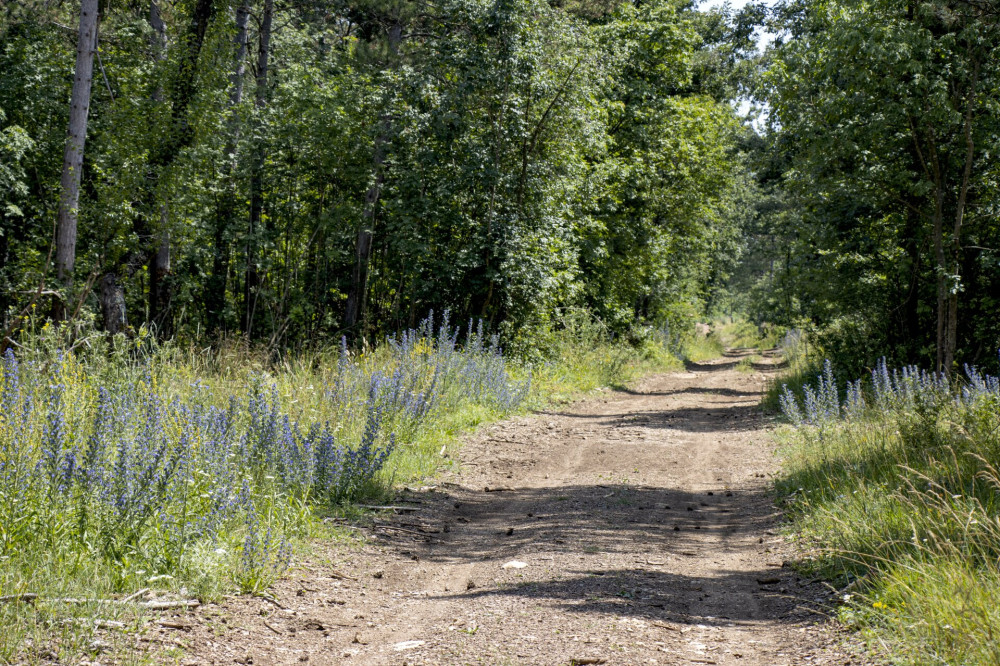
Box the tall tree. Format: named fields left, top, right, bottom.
left=206, top=0, right=252, bottom=334
left=244, top=0, right=274, bottom=335
left=55, top=0, right=100, bottom=313
left=141, top=0, right=216, bottom=335
left=343, top=9, right=404, bottom=335
left=763, top=0, right=1000, bottom=374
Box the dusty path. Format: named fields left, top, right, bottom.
left=178, top=351, right=861, bottom=666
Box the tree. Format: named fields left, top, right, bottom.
left=55, top=0, right=100, bottom=314
left=763, top=0, right=1000, bottom=374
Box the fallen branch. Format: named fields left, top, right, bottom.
left=0, top=593, right=37, bottom=604
left=794, top=604, right=829, bottom=617
left=158, top=620, right=192, bottom=631
left=259, top=593, right=287, bottom=610
left=650, top=620, right=680, bottom=632
left=374, top=524, right=437, bottom=539
left=4, top=595, right=198, bottom=610
left=141, top=600, right=200, bottom=610
left=58, top=618, right=126, bottom=630
left=327, top=570, right=357, bottom=581
left=358, top=505, right=420, bottom=512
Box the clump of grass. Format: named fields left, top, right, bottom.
left=775, top=358, right=1000, bottom=665
left=524, top=309, right=683, bottom=404
left=682, top=333, right=725, bottom=362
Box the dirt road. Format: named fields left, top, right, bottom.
left=179, top=352, right=861, bottom=665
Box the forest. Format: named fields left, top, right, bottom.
left=1, top=0, right=1000, bottom=663
left=1, top=0, right=756, bottom=352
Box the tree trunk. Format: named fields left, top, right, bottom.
left=99, top=273, right=127, bottom=334
left=145, top=0, right=171, bottom=335
left=244, top=0, right=273, bottom=335
left=206, top=0, right=251, bottom=333
left=343, top=159, right=382, bottom=330
left=142, top=0, right=215, bottom=334
left=943, top=61, right=979, bottom=376
left=55, top=0, right=99, bottom=314
left=344, top=22, right=402, bottom=333
left=149, top=0, right=167, bottom=100
left=148, top=214, right=172, bottom=335
left=932, top=188, right=947, bottom=375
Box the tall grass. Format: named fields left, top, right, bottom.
left=776, top=358, right=1000, bottom=665
left=0, top=310, right=684, bottom=663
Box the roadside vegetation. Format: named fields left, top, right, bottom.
left=774, top=350, right=1000, bottom=665
left=0, top=309, right=700, bottom=663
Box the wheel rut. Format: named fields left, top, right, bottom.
left=180, top=351, right=866, bottom=666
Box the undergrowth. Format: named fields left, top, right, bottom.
left=762, top=327, right=816, bottom=411
left=0, top=309, right=688, bottom=664
left=775, top=357, right=1000, bottom=665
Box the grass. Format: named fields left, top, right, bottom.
left=0, top=310, right=688, bottom=664
left=673, top=319, right=779, bottom=363
left=773, top=357, right=1000, bottom=665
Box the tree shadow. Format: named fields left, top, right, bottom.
left=533, top=402, right=766, bottom=434
left=439, top=566, right=809, bottom=626
left=685, top=359, right=739, bottom=372
left=616, top=386, right=762, bottom=399
left=371, top=483, right=818, bottom=627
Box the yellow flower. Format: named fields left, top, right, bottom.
left=873, top=601, right=887, bottom=610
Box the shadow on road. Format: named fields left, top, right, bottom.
left=365, top=481, right=810, bottom=628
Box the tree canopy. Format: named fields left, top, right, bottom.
left=0, top=0, right=751, bottom=351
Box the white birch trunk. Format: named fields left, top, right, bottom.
left=55, top=0, right=100, bottom=292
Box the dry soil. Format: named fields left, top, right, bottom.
left=164, top=350, right=868, bottom=666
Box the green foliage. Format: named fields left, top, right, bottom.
left=0, top=0, right=748, bottom=352
left=776, top=360, right=1000, bottom=665
left=741, top=0, right=1000, bottom=373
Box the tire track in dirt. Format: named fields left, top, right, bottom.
left=179, top=351, right=866, bottom=666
